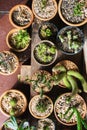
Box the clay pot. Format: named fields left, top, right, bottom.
left=32, top=0, right=57, bottom=21
left=6, top=29, right=31, bottom=52
left=0, top=51, right=19, bottom=75
left=29, top=95, right=53, bottom=119
left=9, top=4, right=34, bottom=29
left=58, top=0, right=87, bottom=26
left=0, top=89, right=27, bottom=117
left=54, top=92, right=86, bottom=126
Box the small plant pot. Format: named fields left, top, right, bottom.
left=33, top=40, right=57, bottom=66
left=56, top=26, right=84, bottom=55
left=0, top=51, right=19, bottom=75
left=58, top=0, right=87, bottom=26
left=52, top=60, right=79, bottom=88
left=9, top=4, right=34, bottom=29
left=32, top=0, right=57, bottom=21
left=1, top=117, right=30, bottom=130
left=37, top=118, right=55, bottom=130
left=6, top=29, right=31, bottom=52
left=30, top=70, right=53, bottom=94
left=29, top=95, right=53, bottom=119
left=0, top=89, right=27, bottom=117
left=54, top=93, right=86, bottom=126
left=38, top=22, right=58, bottom=42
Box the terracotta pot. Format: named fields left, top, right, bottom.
left=54, top=93, right=86, bottom=126
left=33, top=40, right=57, bottom=66
left=30, top=70, right=53, bottom=94
left=58, top=0, right=87, bottom=26
left=38, top=118, right=55, bottom=130
left=32, top=0, right=57, bottom=21
left=52, top=60, right=79, bottom=88
left=29, top=95, right=53, bottom=119
left=0, top=51, right=19, bottom=75
left=0, top=89, right=27, bottom=117
left=6, top=29, right=31, bottom=52
left=9, top=4, right=34, bottom=29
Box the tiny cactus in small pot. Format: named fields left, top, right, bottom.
left=6, top=29, right=31, bottom=52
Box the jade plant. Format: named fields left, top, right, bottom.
left=10, top=29, right=31, bottom=50
left=3, top=116, right=36, bottom=130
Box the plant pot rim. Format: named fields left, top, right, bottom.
left=9, top=4, right=34, bottom=29
left=1, top=118, right=30, bottom=130
left=54, top=92, right=87, bottom=126
left=31, top=70, right=53, bottom=93
left=52, top=60, right=79, bottom=88
left=38, top=118, right=55, bottom=130
left=39, top=22, right=58, bottom=30
left=0, top=89, right=27, bottom=117
left=0, top=51, right=19, bottom=75
left=6, top=28, right=30, bottom=52
left=56, top=26, right=84, bottom=55
left=58, top=0, right=87, bottom=27
left=29, top=94, right=53, bottom=119
left=32, top=0, right=57, bottom=21
left=33, top=40, right=57, bottom=66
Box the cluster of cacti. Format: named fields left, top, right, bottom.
left=52, top=65, right=87, bottom=95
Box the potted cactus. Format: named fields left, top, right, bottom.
left=9, top=4, right=34, bottom=29
left=32, top=0, right=57, bottom=21
left=0, top=89, right=27, bottom=117
left=6, top=29, right=31, bottom=52
left=38, top=22, right=58, bottom=41
left=29, top=95, right=53, bottom=119
left=33, top=40, right=57, bottom=66
left=26, top=70, right=53, bottom=97
left=1, top=116, right=36, bottom=130
left=54, top=93, right=87, bottom=128
left=0, top=51, right=19, bottom=75
left=58, top=0, right=87, bottom=26
left=56, top=26, right=84, bottom=55
left=37, top=118, right=55, bottom=130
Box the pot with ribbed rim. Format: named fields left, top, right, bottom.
left=54, top=92, right=87, bottom=126
left=58, top=0, right=87, bottom=26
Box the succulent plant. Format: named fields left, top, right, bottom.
left=10, top=29, right=30, bottom=50
left=3, top=116, right=36, bottom=130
